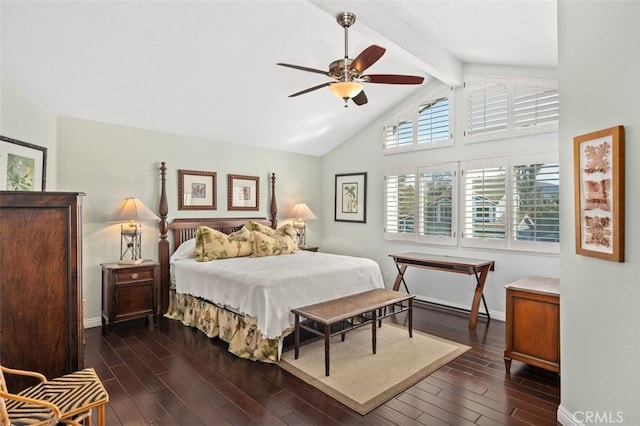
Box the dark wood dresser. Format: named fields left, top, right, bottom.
left=0, top=191, right=84, bottom=391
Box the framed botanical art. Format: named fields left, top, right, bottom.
left=0, top=135, right=47, bottom=191
left=227, top=174, right=259, bottom=211
left=178, top=169, right=217, bottom=210
left=573, top=125, right=625, bottom=262
left=334, top=172, right=367, bottom=223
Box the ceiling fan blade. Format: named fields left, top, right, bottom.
left=364, top=74, right=425, bottom=85
left=277, top=63, right=330, bottom=76
left=352, top=90, right=368, bottom=106
left=351, top=45, right=386, bottom=74
left=288, top=82, right=331, bottom=98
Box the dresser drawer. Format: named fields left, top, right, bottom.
left=114, top=268, right=154, bottom=284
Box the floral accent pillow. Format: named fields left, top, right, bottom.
left=249, top=222, right=299, bottom=257
left=195, top=226, right=253, bottom=261
left=246, top=220, right=276, bottom=236
left=252, top=230, right=297, bottom=257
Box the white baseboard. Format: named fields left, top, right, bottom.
left=84, top=316, right=102, bottom=329
left=413, top=295, right=506, bottom=322
left=557, top=404, right=580, bottom=425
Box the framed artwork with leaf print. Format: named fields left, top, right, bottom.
left=334, top=172, right=367, bottom=223
left=573, top=125, right=624, bottom=262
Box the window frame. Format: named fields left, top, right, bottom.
left=416, top=163, right=458, bottom=246
left=460, top=152, right=560, bottom=253
left=463, top=76, right=559, bottom=144
left=383, top=86, right=454, bottom=154
left=383, top=166, right=417, bottom=242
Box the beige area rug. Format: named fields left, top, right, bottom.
left=279, top=322, right=470, bottom=415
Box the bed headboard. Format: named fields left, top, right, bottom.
left=168, top=217, right=271, bottom=251
left=157, top=161, right=278, bottom=312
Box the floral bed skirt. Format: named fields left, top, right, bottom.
left=165, top=290, right=292, bottom=363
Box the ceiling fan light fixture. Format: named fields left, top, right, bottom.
left=329, top=81, right=363, bottom=100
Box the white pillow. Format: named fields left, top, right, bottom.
left=170, top=238, right=196, bottom=262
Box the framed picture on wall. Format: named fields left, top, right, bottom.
left=0, top=135, right=47, bottom=191
left=573, top=125, right=625, bottom=262
left=178, top=169, right=217, bottom=210
left=334, top=172, right=367, bottom=223
left=227, top=174, right=259, bottom=211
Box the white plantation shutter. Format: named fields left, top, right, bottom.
left=384, top=169, right=416, bottom=240
left=464, top=80, right=509, bottom=138
left=513, top=82, right=559, bottom=131
left=417, top=96, right=451, bottom=145
left=383, top=119, right=414, bottom=149
left=462, top=161, right=508, bottom=247
left=383, top=85, right=453, bottom=152
left=511, top=156, right=560, bottom=245
left=417, top=165, right=457, bottom=245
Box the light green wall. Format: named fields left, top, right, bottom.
left=55, top=117, right=322, bottom=324
left=558, top=1, right=640, bottom=424
left=0, top=77, right=58, bottom=188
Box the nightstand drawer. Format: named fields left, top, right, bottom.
left=114, top=268, right=154, bottom=283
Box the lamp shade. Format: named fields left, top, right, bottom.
left=107, top=197, right=160, bottom=223
left=329, top=81, right=363, bottom=99
left=289, top=203, right=317, bottom=220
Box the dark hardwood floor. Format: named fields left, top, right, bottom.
left=85, top=302, right=560, bottom=425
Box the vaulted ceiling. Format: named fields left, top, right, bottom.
left=1, top=1, right=557, bottom=156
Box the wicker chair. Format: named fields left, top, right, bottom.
left=0, top=365, right=109, bottom=426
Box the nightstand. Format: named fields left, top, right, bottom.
left=101, top=260, right=159, bottom=333
left=299, top=245, right=319, bottom=252
left=504, top=276, right=559, bottom=373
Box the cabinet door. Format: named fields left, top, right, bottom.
left=507, top=289, right=559, bottom=371
left=0, top=192, right=82, bottom=391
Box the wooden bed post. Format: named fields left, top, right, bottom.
left=270, top=172, right=277, bottom=229
left=158, top=161, right=170, bottom=314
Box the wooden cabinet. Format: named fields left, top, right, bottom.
left=0, top=191, right=84, bottom=391
left=101, top=260, right=159, bottom=333
left=504, top=276, right=560, bottom=373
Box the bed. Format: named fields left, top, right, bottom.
left=157, top=162, right=385, bottom=362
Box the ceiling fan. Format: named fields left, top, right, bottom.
left=277, top=11, right=425, bottom=107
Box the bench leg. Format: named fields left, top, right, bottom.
left=372, top=309, right=377, bottom=354
left=408, top=299, right=413, bottom=338
left=324, top=325, right=331, bottom=376
left=294, top=314, right=300, bottom=359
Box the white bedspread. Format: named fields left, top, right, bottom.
left=171, top=250, right=385, bottom=339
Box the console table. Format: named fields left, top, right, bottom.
left=389, top=253, right=495, bottom=329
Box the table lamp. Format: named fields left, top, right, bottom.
left=107, top=197, right=160, bottom=264
left=289, top=203, right=317, bottom=247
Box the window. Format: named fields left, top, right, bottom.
left=384, top=168, right=416, bottom=240
left=417, top=96, right=450, bottom=145
left=462, top=160, right=507, bottom=247
left=383, top=86, right=453, bottom=152
left=461, top=152, right=559, bottom=252
left=512, top=81, right=559, bottom=132
left=417, top=165, right=457, bottom=245
left=464, top=76, right=558, bottom=143
left=383, top=118, right=413, bottom=149
left=464, top=79, right=509, bottom=138
left=511, top=155, right=560, bottom=246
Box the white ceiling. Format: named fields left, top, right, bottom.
left=1, top=0, right=557, bottom=157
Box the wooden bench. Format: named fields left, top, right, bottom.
left=291, top=289, right=415, bottom=376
